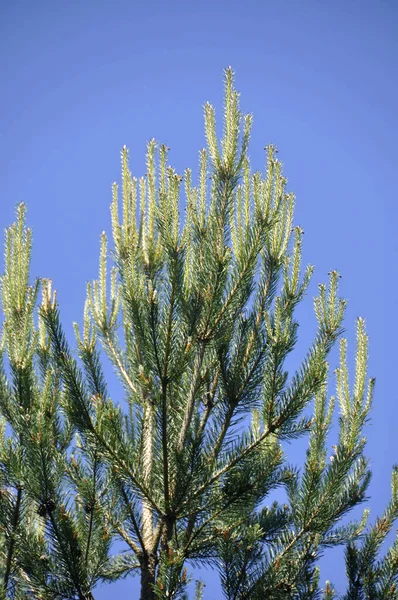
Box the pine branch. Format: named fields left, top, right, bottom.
left=177, top=340, right=207, bottom=454
left=2, top=485, right=22, bottom=594
left=102, top=331, right=138, bottom=396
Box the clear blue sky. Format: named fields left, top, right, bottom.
left=1, top=0, right=397, bottom=596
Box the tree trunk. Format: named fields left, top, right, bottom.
left=140, top=554, right=157, bottom=600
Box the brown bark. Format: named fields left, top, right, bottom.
left=140, top=553, right=157, bottom=600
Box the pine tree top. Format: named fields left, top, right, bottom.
left=0, top=67, right=397, bottom=600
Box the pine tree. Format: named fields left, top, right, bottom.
left=0, top=206, right=113, bottom=599
left=1, top=68, right=397, bottom=599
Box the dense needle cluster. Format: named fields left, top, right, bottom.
left=0, top=68, right=397, bottom=600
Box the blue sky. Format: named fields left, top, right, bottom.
left=1, top=0, right=397, bottom=596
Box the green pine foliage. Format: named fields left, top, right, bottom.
left=0, top=68, right=397, bottom=599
